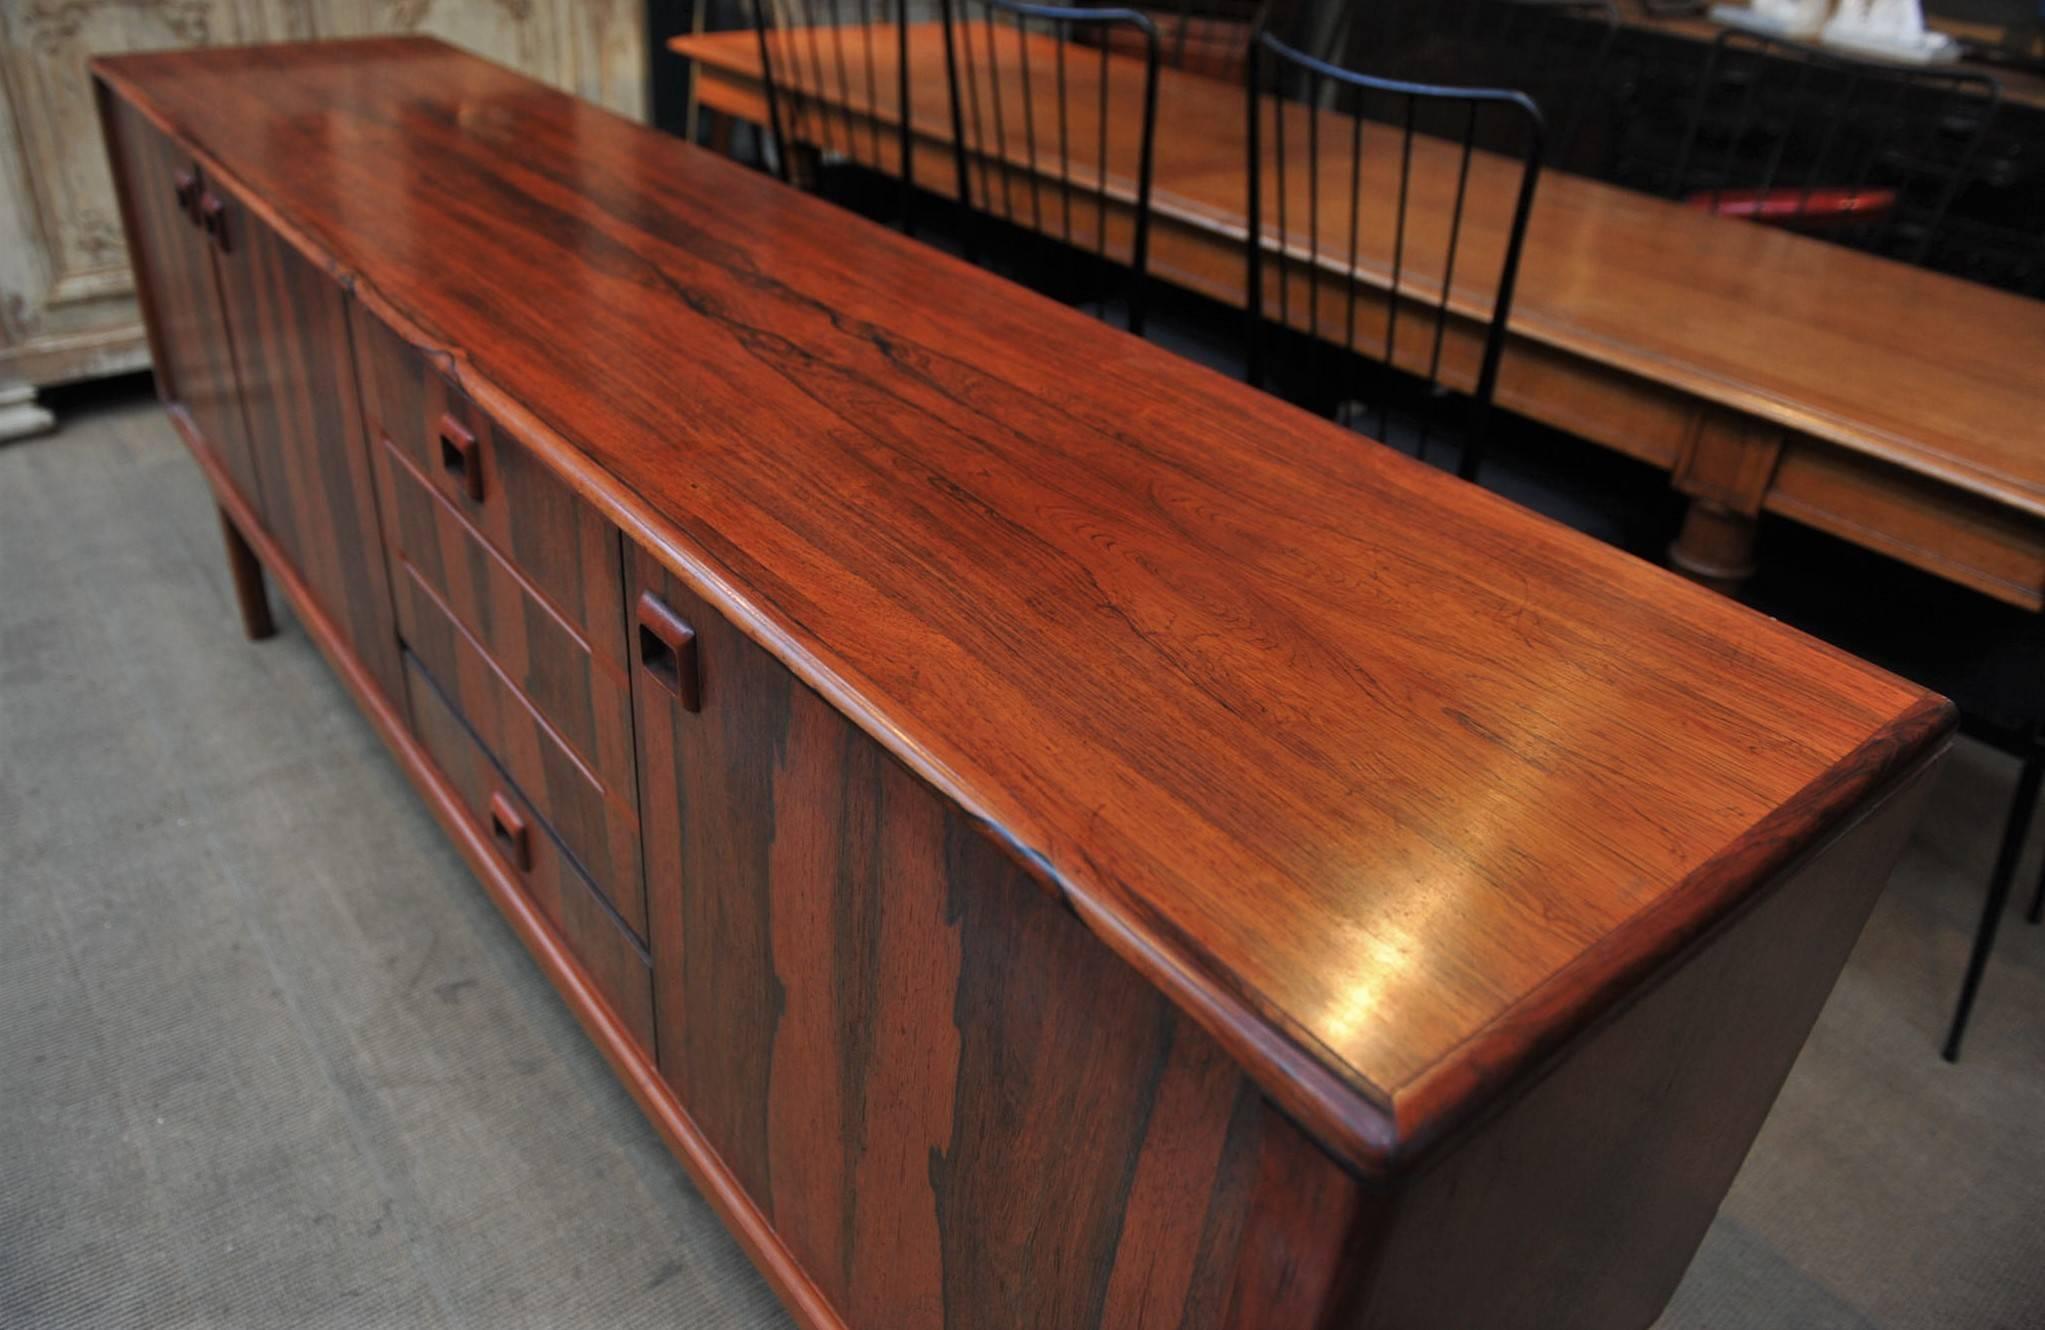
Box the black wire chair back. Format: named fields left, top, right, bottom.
left=1671, top=29, right=2001, bottom=265
left=1246, top=30, right=1544, bottom=482
left=751, top=0, right=919, bottom=228
left=939, top=0, right=1162, bottom=334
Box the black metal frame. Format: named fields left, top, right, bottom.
left=1245, top=29, right=1544, bottom=482
left=751, top=0, right=919, bottom=230
left=938, top=0, right=1162, bottom=335
left=1671, top=28, right=2002, bottom=266
left=1943, top=720, right=2045, bottom=1061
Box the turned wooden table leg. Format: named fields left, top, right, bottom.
left=1668, top=498, right=1759, bottom=597
left=218, top=505, right=276, bottom=640
left=1667, top=409, right=1782, bottom=599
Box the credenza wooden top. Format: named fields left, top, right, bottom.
left=95, top=38, right=1951, bottom=1173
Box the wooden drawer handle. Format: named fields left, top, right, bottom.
left=437, top=413, right=484, bottom=503
left=173, top=169, right=199, bottom=223
left=488, top=790, right=532, bottom=872
left=636, top=590, right=700, bottom=712
left=199, top=191, right=230, bottom=253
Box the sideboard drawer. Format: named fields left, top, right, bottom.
left=379, top=437, right=637, bottom=805
left=404, top=651, right=655, bottom=1055
left=395, top=560, right=647, bottom=938
left=352, top=310, right=628, bottom=666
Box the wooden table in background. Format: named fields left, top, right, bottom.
left=676, top=24, right=2045, bottom=612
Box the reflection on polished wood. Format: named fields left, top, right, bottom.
left=676, top=24, right=2045, bottom=611
left=99, top=37, right=1951, bottom=1329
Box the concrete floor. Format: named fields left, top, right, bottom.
left=4, top=393, right=2042, bottom=1328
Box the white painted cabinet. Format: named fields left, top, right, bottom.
left=0, top=0, right=647, bottom=438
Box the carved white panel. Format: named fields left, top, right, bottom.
left=0, top=0, right=645, bottom=395
left=306, top=1, right=647, bottom=115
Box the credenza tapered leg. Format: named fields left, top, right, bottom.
left=218, top=504, right=276, bottom=641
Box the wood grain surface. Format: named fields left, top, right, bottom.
left=404, top=650, right=657, bottom=1052
left=93, top=39, right=1952, bottom=1174
left=628, top=549, right=1364, bottom=1328
left=209, top=189, right=405, bottom=703
left=98, top=91, right=263, bottom=513
left=355, top=308, right=646, bottom=932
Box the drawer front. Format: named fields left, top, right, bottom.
left=352, top=310, right=627, bottom=665
left=379, top=437, right=637, bottom=803
left=405, top=652, right=655, bottom=1056
left=396, top=560, right=647, bottom=938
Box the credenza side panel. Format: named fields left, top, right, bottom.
left=96, top=91, right=264, bottom=514
left=1343, top=756, right=1940, bottom=1330
left=627, top=546, right=1366, bottom=1330
left=204, top=199, right=403, bottom=703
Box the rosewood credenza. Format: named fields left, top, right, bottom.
left=94, top=37, right=1952, bottom=1330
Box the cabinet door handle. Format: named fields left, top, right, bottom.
left=437, top=413, right=484, bottom=503
left=635, top=590, right=700, bottom=712
left=487, top=790, right=532, bottom=872
left=199, top=191, right=230, bottom=253
left=173, top=170, right=199, bottom=222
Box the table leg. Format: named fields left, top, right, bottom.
left=1668, top=497, right=1759, bottom=596
left=787, top=142, right=821, bottom=192
left=218, top=505, right=276, bottom=641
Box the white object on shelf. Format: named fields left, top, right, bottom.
left=1708, top=0, right=1834, bottom=40
left=1820, top=0, right=1960, bottom=63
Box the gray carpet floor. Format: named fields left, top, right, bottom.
left=3, top=394, right=2041, bottom=1329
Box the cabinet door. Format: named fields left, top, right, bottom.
left=626, top=547, right=1304, bottom=1329
left=97, top=91, right=262, bottom=510
left=207, top=190, right=402, bottom=704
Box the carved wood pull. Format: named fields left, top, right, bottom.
left=199, top=191, right=230, bottom=253
left=487, top=790, right=532, bottom=872
left=437, top=413, right=483, bottom=503
left=636, top=590, right=700, bottom=712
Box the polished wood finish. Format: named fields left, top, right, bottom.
left=629, top=547, right=1359, bottom=1329
left=96, top=32, right=1950, bottom=1171
left=487, top=788, right=534, bottom=872
left=352, top=311, right=635, bottom=686
left=405, top=651, right=655, bottom=1052
left=98, top=91, right=261, bottom=509
left=675, top=24, right=2045, bottom=610
left=1346, top=753, right=1941, bottom=1330
left=634, top=590, right=701, bottom=712
left=98, top=39, right=1952, bottom=1330
left=210, top=187, right=404, bottom=704
left=157, top=401, right=747, bottom=1326
left=395, top=542, right=646, bottom=936
left=374, top=435, right=641, bottom=810
left=353, top=304, right=645, bottom=929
